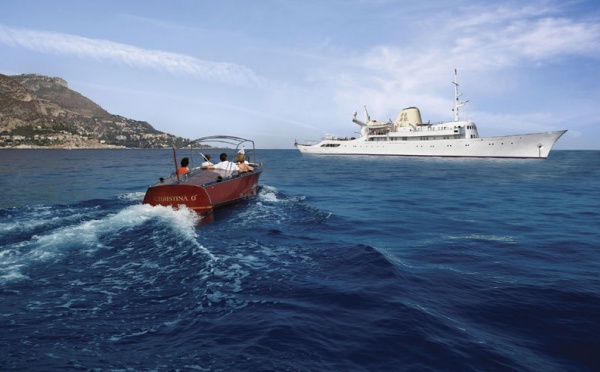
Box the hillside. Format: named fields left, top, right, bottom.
left=0, top=73, right=189, bottom=149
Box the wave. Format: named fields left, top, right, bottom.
left=117, top=191, right=146, bottom=202
left=0, top=203, right=212, bottom=284
left=0, top=183, right=321, bottom=286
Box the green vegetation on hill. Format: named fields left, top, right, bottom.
left=0, top=73, right=189, bottom=149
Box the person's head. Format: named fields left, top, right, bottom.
left=235, top=154, right=245, bottom=163
left=204, top=154, right=211, bottom=160
left=180, top=157, right=189, bottom=167
left=219, top=153, right=227, bottom=161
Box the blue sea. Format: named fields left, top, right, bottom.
left=1, top=149, right=599, bottom=371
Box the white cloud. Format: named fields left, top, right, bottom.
left=323, top=3, right=600, bottom=104
left=0, top=24, right=264, bottom=87
left=510, top=17, right=600, bottom=60
left=374, top=6, right=600, bottom=74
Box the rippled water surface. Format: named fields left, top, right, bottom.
left=1, top=149, right=599, bottom=370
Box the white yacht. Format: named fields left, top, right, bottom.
left=296, top=71, right=567, bottom=159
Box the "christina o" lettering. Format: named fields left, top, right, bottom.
left=153, top=195, right=197, bottom=202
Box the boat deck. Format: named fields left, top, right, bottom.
left=155, top=168, right=228, bottom=186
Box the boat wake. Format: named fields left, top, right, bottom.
left=0, top=201, right=210, bottom=285
left=221, top=184, right=330, bottom=229
left=0, top=169, right=431, bottom=370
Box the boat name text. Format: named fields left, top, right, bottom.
left=153, top=195, right=197, bottom=202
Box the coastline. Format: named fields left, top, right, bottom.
left=0, top=144, right=127, bottom=149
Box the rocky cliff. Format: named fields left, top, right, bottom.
left=0, top=73, right=189, bottom=149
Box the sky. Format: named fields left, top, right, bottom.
left=1, top=0, right=599, bottom=149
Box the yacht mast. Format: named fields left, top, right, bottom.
left=452, top=68, right=468, bottom=122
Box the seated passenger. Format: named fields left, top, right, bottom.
left=213, top=153, right=239, bottom=173
left=201, top=154, right=214, bottom=169
left=235, top=153, right=254, bottom=173
left=177, top=157, right=190, bottom=175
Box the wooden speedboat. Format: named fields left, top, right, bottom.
left=143, top=136, right=262, bottom=215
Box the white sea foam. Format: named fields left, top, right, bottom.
left=117, top=192, right=146, bottom=202
left=0, top=204, right=213, bottom=285
left=232, top=184, right=309, bottom=226
left=0, top=206, right=98, bottom=238
left=258, top=184, right=279, bottom=202
left=0, top=268, right=28, bottom=282
left=0, top=206, right=56, bottom=235
left=447, top=234, right=516, bottom=243
left=0, top=219, right=46, bottom=235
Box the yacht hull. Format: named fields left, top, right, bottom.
left=297, top=130, right=567, bottom=159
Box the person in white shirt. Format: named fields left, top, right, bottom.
left=201, top=154, right=214, bottom=169
left=213, top=153, right=239, bottom=173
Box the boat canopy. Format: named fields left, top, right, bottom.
left=188, top=135, right=256, bottom=151
left=183, top=135, right=259, bottom=166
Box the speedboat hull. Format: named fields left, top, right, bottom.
left=143, top=169, right=262, bottom=214
left=143, top=135, right=263, bottom=216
